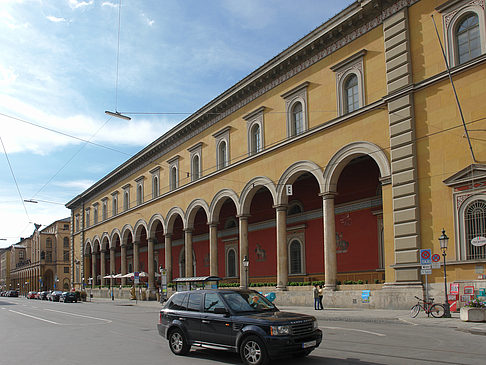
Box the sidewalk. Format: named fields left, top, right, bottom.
left=90, top=297, right=486, bottom=335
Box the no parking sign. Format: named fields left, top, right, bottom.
left=431, top=253, right=441, bottom=269
left=420, top=249, right=431, bottom=265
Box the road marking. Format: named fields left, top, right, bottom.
left=322, top=326, right=386, bottom=337
left=397, top=317, right=419, bottom=326
left=44, top=308, right=112, bottom=323
left=9, top=310, right=59, bottom=325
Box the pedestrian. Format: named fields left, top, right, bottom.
left=318, top=284, right=324, bottom=310
left=313, top=284, right=319, bottom=310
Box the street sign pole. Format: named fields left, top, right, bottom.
left=420, top=249, right=432, bottom=304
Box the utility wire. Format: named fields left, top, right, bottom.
left=0, top=136, right=31, bottom=223
left=114, top=0, right=122, bottom=112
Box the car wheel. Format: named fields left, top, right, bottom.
left=240, top=335, right=269, bottom=365
left=168, top=328, right=190, bottom=356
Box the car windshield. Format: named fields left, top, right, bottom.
left=221, top=291, right=277, bottom=313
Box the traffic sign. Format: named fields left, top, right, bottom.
left=134, top=271, right=140, bottom=284
left=431, top=253, right=441, bottom=269
left=421, top=264, right=432, bottom=270
left=420, top=249, right=431, bottom=265
left=421, top=268, right=432, bottom=275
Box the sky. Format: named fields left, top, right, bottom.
left=0, top=0, right=355, bottom=248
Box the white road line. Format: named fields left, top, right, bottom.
left=9, top=310, right=59, bottom=325
left=44, top=308, right=112, bottom=323
left=322, top=326, right=386, bottom=337
left=397, top=317, right=419, bottom=326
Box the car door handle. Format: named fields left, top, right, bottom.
left=202, top=320, right=210, bottom=324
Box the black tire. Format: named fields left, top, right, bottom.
left=430, top=304, right=445, bottom=318
left=240, top=335, right=269, bottom=365
left=168, top=328, right=190, bottom=356
left=410, top=304, right=420, bottom=318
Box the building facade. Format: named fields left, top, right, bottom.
left=9, top=219, right=71, bottom=294
left=67, top=0, right=486, bottom=308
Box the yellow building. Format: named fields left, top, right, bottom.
left=10, top=219, right=72, bottom=294
left=67, top=0, right=486, bottom=308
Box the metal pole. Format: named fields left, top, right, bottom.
left=442, top=250, right=451, bottom=318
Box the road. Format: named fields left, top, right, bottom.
left=1, top=297, right=485, bottom=365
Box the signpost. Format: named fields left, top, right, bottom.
left=160, top=267, right=167, bottom=303
left=420, top=249, right=432, bottom=302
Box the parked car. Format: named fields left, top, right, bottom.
left=40, top=291, right=49, bottom=300
left=48, top=290, right=63, bottom=302
left=158, top=289, right=322, bottom=365
left=6, top=290, right=19, bottom=297
left=27, top=291, right=37, bottom=299
left=60, top=292, right=77, bottom=303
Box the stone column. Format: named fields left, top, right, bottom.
left=100, top=250, right=106, bottom=286
left=91, top=252, right=97, bottom=288
left=133, top=241, right=139, bottom=274
left=165, top=234, right=172, bottom=283
left=238, top=215, right=249, bottom=289
left=275, top=205, right=288, bottom=290
left=121, top=244, right=127, bottom=286
left=148, top=237, right=155, bottom=290
left=209, top=223, right=218, bottom=277
left=322, top=193, right=337, bottom=291
left=184, top=229, right=193, bottom=277
left=110, top=247, right=115, bottom=288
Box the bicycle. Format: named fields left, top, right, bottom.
left=410, top=296, right=445, bottom=318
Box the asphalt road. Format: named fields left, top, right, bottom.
left=1, top=297, right=485, bottom=365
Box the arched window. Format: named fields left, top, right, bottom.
left=289, top=240, right=302, bottom=274
left=227, top=248, right=237, bottom=277
left=288, top=202, right=303, bottom=216
left=218, top=141, right=227, bottom=169
left=291, top=102, right=304, bottom=136
left=465, top=200, right=486, bottom=260
left=170, top=167, right=178, bottom=190
left=344, top=74, right=359, bottom=113
left=152, top=176, right=159, bottom=198
left=224, top=218, right=237, bottom=229
left=192, top=155, right=200, bottom=181
left=250, top=124, right=261, bottom=154
left=456, top=13, right=481, bottom=64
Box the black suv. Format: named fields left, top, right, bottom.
left=157, top=289, right=322, bottom=365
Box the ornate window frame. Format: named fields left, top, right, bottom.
left=188, top=142, right=203, bottom=181
left=122, top=184, right=131, bottom=211
left=437, top=0, right=486, bottom=67
left=111, top=190, right=119, bottom=216
left=101, top=198, right=108, bottom=221
left=213, top=127, right=231, bottom=170
left=150, top=167, right=160, bottom=199
left=331, top=50, right=366, bottom=116
left=85, top=207, right=90, bottom=228
left=287, top=230, right=306, bottom=275
left=75, top=214, right=80, bottom=232
left=225, top=242, right=238, bottom=278
left=444, top=164, right=486, bottom=261
left=93, top=203, right=99, bottom=225
left=168, top=155, right=180, bottom=191
left=281, top=82, right=309, bottom=138
left=135, top=175, right=145, bottom=205
left=244, top=107, right=265, bottom=156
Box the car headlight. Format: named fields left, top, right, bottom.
left=270, top=325, right=291, bottom=336
left=313, top=320, right=318, bottom=330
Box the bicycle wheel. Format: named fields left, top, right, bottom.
left=410, top=304, right=420, bottom=318
left=430, top=304, right=445, bottom=318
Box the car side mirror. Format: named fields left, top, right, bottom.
left=213, top=307, right=229, bottom=316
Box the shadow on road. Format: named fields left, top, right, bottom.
left=189, top=348, right=383, bottom=365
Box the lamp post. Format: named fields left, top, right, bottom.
left=242, top=255, right=249, bottom=290
left=111, top=272, right=114, bottom=301
left=439, top=229, right=452, bottom=318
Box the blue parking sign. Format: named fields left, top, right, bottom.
left=420, top=249, right=432, bottom=265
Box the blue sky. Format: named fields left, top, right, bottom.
left=0, top=0, right=354, bottom=247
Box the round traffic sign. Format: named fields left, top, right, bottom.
left=421, top=250, right=430, bottom=260
left=431, top=254, right=441, bottom=262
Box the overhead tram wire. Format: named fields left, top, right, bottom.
left=105, top=0, right=130, bottom=121
left=431, top=14, right=477, bottom=163
left=0, top=136, right=32, bottom=223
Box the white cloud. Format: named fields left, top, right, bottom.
left=101, top=2, right=118, bottom=8
left=46, top=15, right=67, bottom=23
left=68, top=0, right=94, bottom=9
left=0, top=64, right=17, bottom=88
left=53, top=180, right=95, bottom=190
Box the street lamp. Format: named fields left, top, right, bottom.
left=439, top=229, right=452, bottom=318
left=242, top=255, right=249, bottom=289
left=111, top=272, right=114, bottom=301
